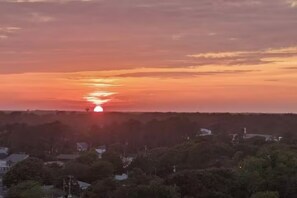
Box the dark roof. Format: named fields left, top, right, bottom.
left=5, top=154, right=29, bottom=165
left=77, top=142, right=88, bottom=150
left=77, top=142, right=88, bottom=147
left=0, top=153, right=8, bottom=160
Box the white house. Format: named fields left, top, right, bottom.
left=243, top=134, right=273, bottom=141
left=114, top=173, right=128, bottom=181
left=243, top=128, right=281, bottom=142
left=232, top=128, right=282, bottom=143
left=199, top=128, right=212, bottom=136
left=0, top=147, right=8, bottom=155
left=95, top=145, right=107, bottom=159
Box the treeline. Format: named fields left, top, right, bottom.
left=1, top=115, right=297, bottom=160
left=0, top=121, right=76, bottom=159
left=0, top=112, right=297, bottom=135
left=0, top=117, right=200, bottom=158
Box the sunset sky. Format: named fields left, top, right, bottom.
left=1, top=0, right=297, bottom=112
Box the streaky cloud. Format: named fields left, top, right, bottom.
left=114, top=70, right=258, bottom=78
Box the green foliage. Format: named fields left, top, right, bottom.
left=129, top=155, right=154, bottom=174
left=43, top=163, right=64, bottom=186
left=64, top=161, right=90, bottom=181
left=233, top=151, right=245, bottom=162
left=167, top=168, right=241, bottom=198
left=2, top=121, right=74, bottom=159
left=63, top=156, right=114, bottom=183
left=127, top=168, right=152, bottom=185
left=7, top=181, right=44, bottom=198
left=76, top=151, right=98, bottom=165
left=185, top=141, right=234, bottom=169
left=87, top=161, right=114, bottom=182
left=84, top=178, right=117, bottom=198
left=131, top=140, right=235, bottom=176
left=250, top=191, right=279, bottom=198
left=102, top=151, right=124, bottom=173
left=108, top=143, right=126, bottom=154
left=90, top=179, right=180, bottom=198
left=3, top=158, right=46, bottom=187
left=125, top=183, right=180, bottom=198
left=239, top=145, right=297, bottom=197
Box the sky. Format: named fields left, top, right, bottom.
left=0, top=0, right=297, bottom=112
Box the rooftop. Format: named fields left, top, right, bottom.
left=5, top=154, right=29, bottom=165
left=78, top=181, right=91, bottom=190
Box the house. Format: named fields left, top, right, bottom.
left=95, top=145, right=107, bottom=159
left=114, top=173, right=128, bottom=181
left=199, top=128, right=212, bottom=136
left=232, top=128, right=281, bottom=143
left=244, top=128, right=282, bottom=142
left=0, top=160, right=9, bottom=175
left=0, top=153, right=29, bottom=174
left=0, top=147, right=9, bottom=159
left=78, top=181, right=91, bottom=191
left=243, top=133, right=273, bottom=141
left=0, top=147, right=9, bottom=154
left=56, top=154, right=80, bottom=161
left=242, top=134, right=282, bottom=142
left=5, top=153, right=29, bottom=167
left=76, top=142, right=88, bottom=152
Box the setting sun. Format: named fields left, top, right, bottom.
left=94, top=105, right=104, bottom=112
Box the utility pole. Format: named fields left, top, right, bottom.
left=68, top=176, right=73, bottom=198
left=63, top=176, right=74, bottom=198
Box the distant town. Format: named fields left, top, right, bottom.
left=0, top=112, right=296, bottom=197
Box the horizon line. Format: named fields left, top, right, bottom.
left=1, top=109, right=296, bottom=115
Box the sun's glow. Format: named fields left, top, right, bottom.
left=94, top=105, right=104, bottom=112
left=84, top=91, right=116, bottom=105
